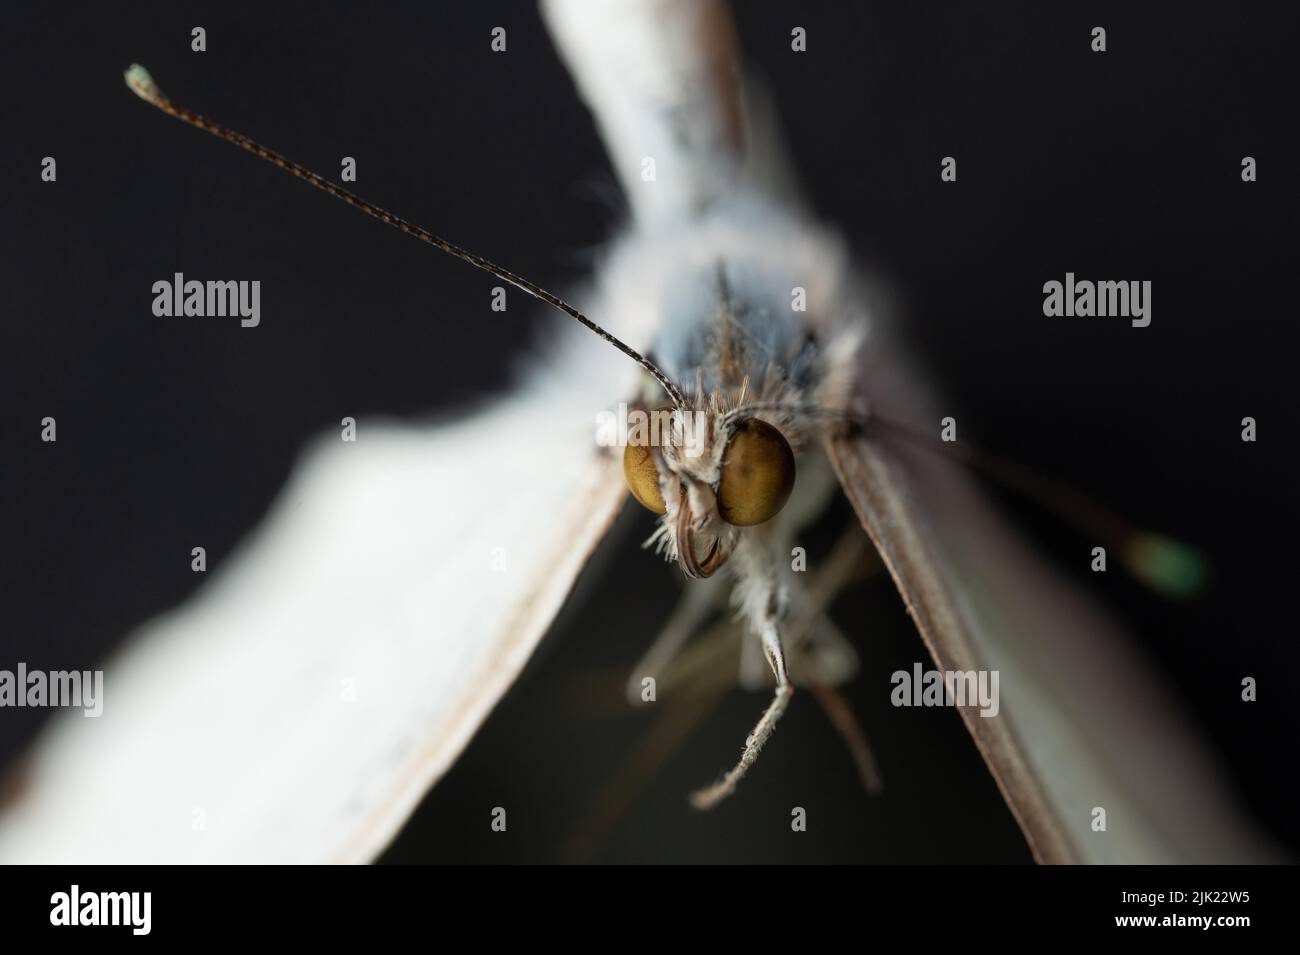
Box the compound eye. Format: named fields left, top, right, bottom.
left=623, top=442, right=667, bottom=515
left=716, top=418, right=795, bottom=526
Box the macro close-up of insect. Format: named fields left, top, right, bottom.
left=1, top=0, right=1295, bottom=883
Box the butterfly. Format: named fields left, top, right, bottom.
left=0, top=0, right=1271, bottom=863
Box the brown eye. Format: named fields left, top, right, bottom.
left=717, top=418, right=795, bottom=526
left=623, top=442, right=667, bottom=514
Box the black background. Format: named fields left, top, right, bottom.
left=1, top=1, right=1295, bottom=863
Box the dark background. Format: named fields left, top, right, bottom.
left=1, top=1, right=1295, bottom=862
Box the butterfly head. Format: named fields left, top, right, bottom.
left=623, top=404, right=796, bottom=579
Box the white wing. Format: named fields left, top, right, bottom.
left=0, top=329, right=637, bottom=863
left=0, top=0, right=733, bottom=866
left=542, top=0, right=745, bottom=226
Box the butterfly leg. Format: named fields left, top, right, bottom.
left=793, top=612, right=859, bottom=685
left=689, top=538, right=794, bottom=809
left=568, top=616, right=743, bottom=859
left=737, top=618, right=773, bottom=689
left=808, top=681, right=884, bottom=795
left=787, top=525, right=883, bottom=794
left=689, top=649, right=792, bottom=809
left=625, top=573, right=727, bottom=704
left=733, top=523, right=883, bottom=801
left=742, top=595, right=883, bottom=796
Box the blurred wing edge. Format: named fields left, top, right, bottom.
left=829, top=431, right=1279, bottom=863
left=0, top=390, right=629, bottom=864
left=828, top=435, right=1074, bottom=863
left=337, top=449, right=628, bottom=862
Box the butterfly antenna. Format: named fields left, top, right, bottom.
left=730, top=401, right=1207, bottom=599
left=862, top=414, right=1209, bottom=599
left=122, top=64, right=685, bottom=407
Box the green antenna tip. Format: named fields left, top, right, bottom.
left=1124, top=533, right=1208, bottom=599
left=124, top=64, right=162, bottom=104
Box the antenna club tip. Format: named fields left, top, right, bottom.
left=1124, top=532, right=1208, bottom=599
left=124, top=63, right=162, bottom=104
